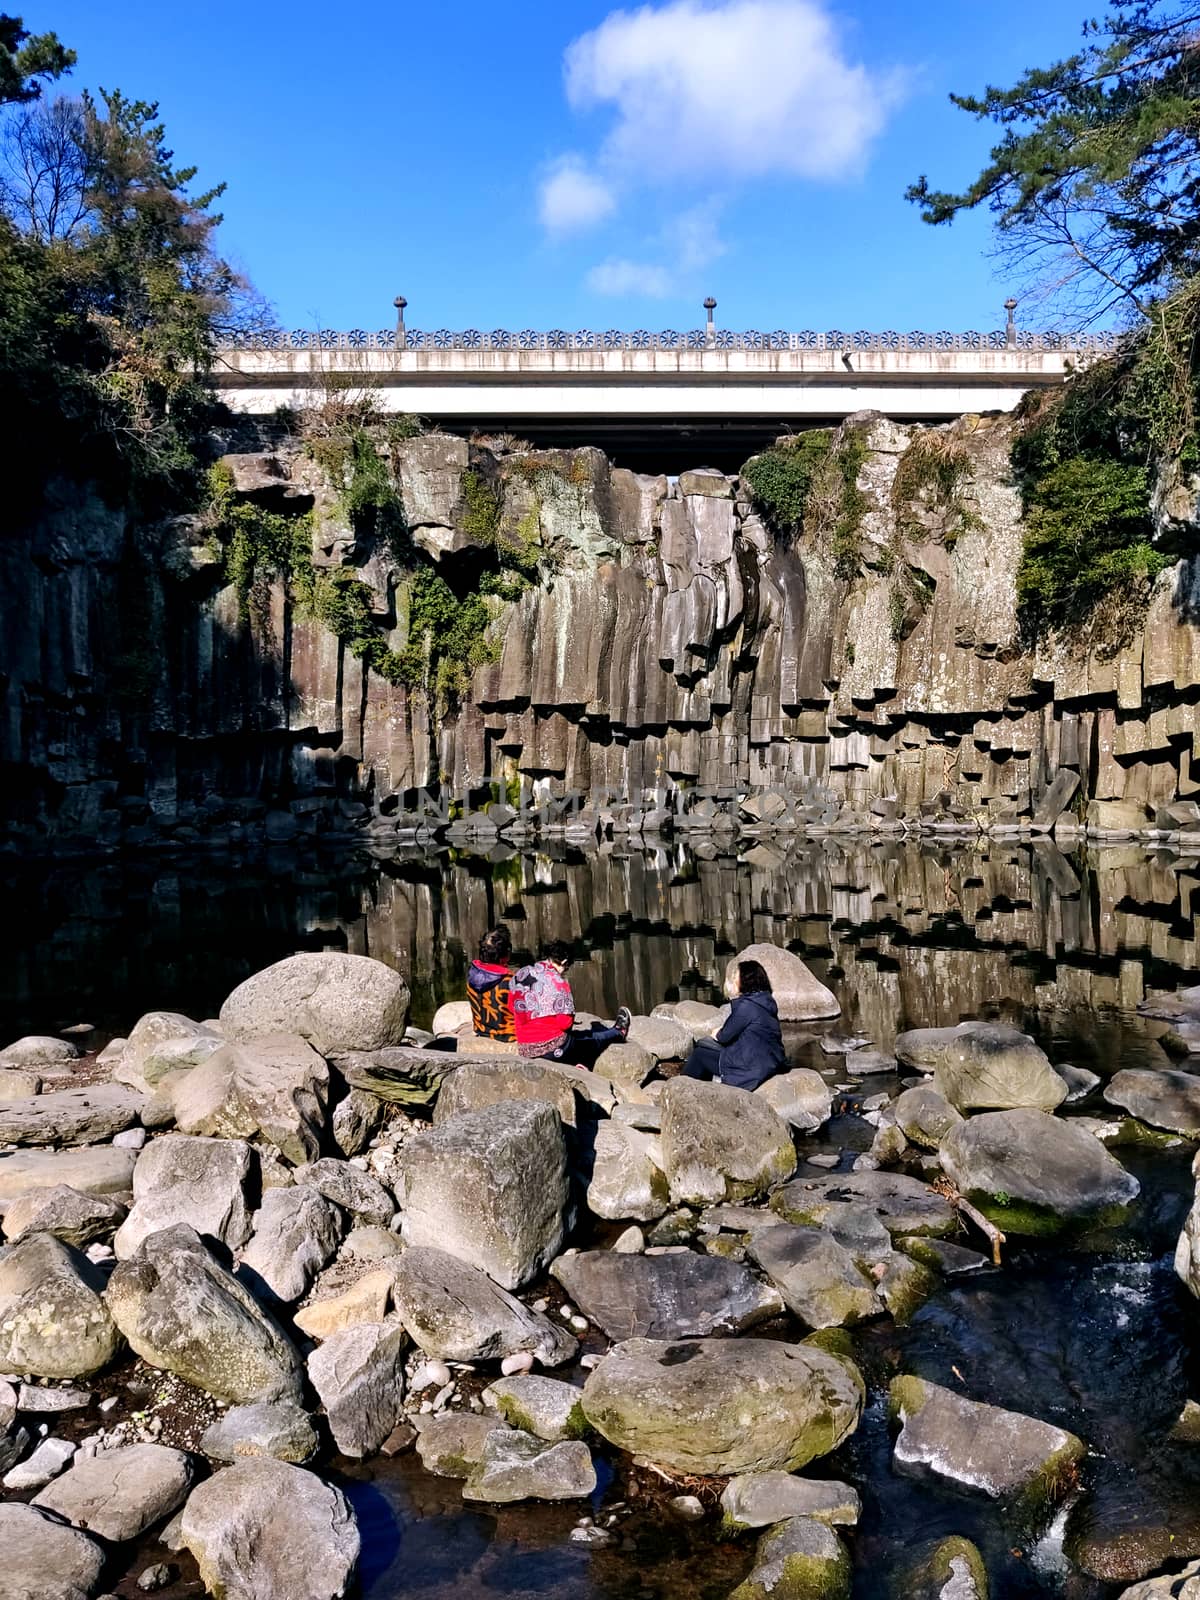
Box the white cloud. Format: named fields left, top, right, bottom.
left=563, top=0, right=901, bottom=184
left=586, top=258, right=675, bottom=297
left=537, top=156, right=617, bottom=232
left=586, top=200, right=728, bottom=299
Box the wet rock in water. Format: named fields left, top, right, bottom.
left=771, top=1171, right=956, bottom=1237
left=330, top=1088, right=384, bottom=1157
left=720, top=1471, right=861, bottom=1530
left=939, top=1109, right=1140, bottom=1234
left=661, top=1077, right=796, bottom=1206
left=307, top=1319, right=406, bottom=1457
left=0, top=1145, right=135, bottom=1207
left=1117, top=1562, right=1200, bottom=1598
left=818, top=1205, right=894, bottom=1273
left=179, top=1458, right=360, bottom=1600
left=415, top=1413, right=511, bottom=1477
left=293, top=1270, right=396, bottom=1340
left=199, top=1399, right=318, bottom=1464
left=390, top=1245, right=577, bottom=1365
left=552, top=1248, right=784, bottom=1340
left=461, top=1430, right=597, bottom=1503
left=896, top=1236, right=989, bottom=1276
left=172, top=1034, right=329, bottom=1167
left=483, top=1375, right=587, bottom=1441
left=0, top=1035, right=78, bottom=1070
left=893, top=1086, right=963, bottom=1150
left=1058, top=1063, right=1101, bottom=1103
left=889, top=1375, right=1085, bottom=1503
left=114, top=1134, right=255, bottom=1258
left=219, top=951, right=409, bottom=1054
left=727, top=1515, right=850, bottom=1600
left=293, top=1158, right=393, bottom=1227
left=755, top=1069, right=833, bottom=1131
left=434, top=1057, right=589, bottom=1128
left=2, top=1185, right=126, bottom=1248
left=1178, top=1180, right=1200, bottom=1298
left=0, top=1083, right=145, bottom=1148
left=894, top=1022, right=1068, bottom=1114
left=903, top=1537, right=990, bottom=1600
left=0, top=1500, right=105, bottom=1600
left=3, top=1436, right=76, bottom=1490
left=105, top=1224, right=303, bottom=1404
left=1139, top=985, right=1200, bottom=1025
left=1104, top=1069, right=1200, bottom=1136
left=723, top=945, right=840, bottom=1021
left=587, top=1121, right=670, bottom=1221
left=240, top=1187, right=345, bottom=1305
left=749, top=1225, right=881, bottom=1329
left=0, top=1233, right=119, bottom=1378
left=581, top=1337, right=862, bottom=1475
left=877, top=1253, right=939, bottom=1323
left=398, top=1101, right=568, bottom=1290
left=32, top=1442, right=194, bottom=1542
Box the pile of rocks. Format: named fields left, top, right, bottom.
left=0, top=949, right=1185, bottom=1600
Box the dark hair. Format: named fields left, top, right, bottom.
left=479, top=926, right=512, bottom=962
left=542, top=938, right=574, bottom=968
left=737, top=959, right=772, bottom=996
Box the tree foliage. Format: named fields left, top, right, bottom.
left=0, top=13, right=72, bottom=107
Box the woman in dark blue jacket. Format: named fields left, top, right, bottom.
left=682, top=960, right=786, bottom=1091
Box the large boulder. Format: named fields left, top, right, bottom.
left=306, top=1320, right=407, bottom=1457
left=586, top=1121, right=670, bottom=1221
left=105, top=1225, right=303, bottom=1403
left=32, top=1442, right=193, bottom=1541
left=389, top=1246, right=576, bottom=1365
left=240, top=1187, right=345, bottom=1304
left=723, top=944, right=840, bottom=1021
left=1118, top=1563, right=1200, bottom=1599
left=551, top=1249, right=784, bottom=1340
left=0, top=1083, right=145, bottom=1147
left=114, top=1134, right=255, bottom=1258
left=581, top=1337, right=862, bottom=1475
left=415, top=1412, right=510, bottom=1477
left=172, top=1034, right=329, bottom=1166
left=200, top=1399, right=318, bottom=1464
left=895, top=1022, right=1068, bottom=1113
left=750, top=1225, right=882, bottom=1329
left=771, top=1171, right=956, bottom=1237
left=1104, top=1069, right=1200, bottom=1136
left=626, top=1015, right=693, bottom=1062
left=219, top=952, right=409, bottom=1054
left=294, top=1159, right=393, bottom=1227
left=0, top=1145, right=135, bottom=1207
left=893, top=1086, right=963, bottom=1150
left=720, top=1472, right=861, bottom=1530
left=728, top=1517, right=850, bottom=1600
left=0, top=1233, right=119, bottom=1378
left=179, top=1459, right=359, bottom=1600
left=1, top=1186, right=125, bottom=1248
left=939, top=1109, right=1140, bottom=1234
left=433, top=1056, right=588, bottom=1128
left=399, top=1101, right=568, bottom=1289
left=114, top=1012, right=223, bottom=1094
left=755, top=1069, right=833, bottom=1131
left=890, top=1375, right=1085, bottom=1502
left=0, top=1501, right=105, bottom=1600
left=483, top=1375, right=587, bottom=1442
left=461, top=1430, right=596, bottom=1503
left=331, top=1046, right=449, bottom=1107
left=0, top=1035, right=77, bottom=1069
left=661, top=1077, right=797, bottom=1206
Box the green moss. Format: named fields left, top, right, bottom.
left=740, top=430, right=833, bottom=531
left=887, top=1373, right=929, bottom=1424
left=904, top=1537, right=989, bottom=1600
left=459, top=468, right=502, bottom=544
left=396, top=565, right=500, bottom=700
left=964, top=1188, right=1136, bottom=1238
left=491, top=1395, right=588, bottom=1441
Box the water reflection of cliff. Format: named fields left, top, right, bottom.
left=4, top=840, right=1197, bottom=1045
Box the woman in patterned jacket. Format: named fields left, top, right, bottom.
left=510, top=939, right=631, bottom=1068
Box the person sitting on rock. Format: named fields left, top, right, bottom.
left=682, top=959, right=785, bottom=1090
left=511, top=938, right=632, bottom=1068
left=467, top=926, right=517, bottom=1043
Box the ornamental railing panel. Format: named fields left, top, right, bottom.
left=218, top=328, right=1121, bottom=354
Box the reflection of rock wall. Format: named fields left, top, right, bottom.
left=4, top=414, right=1200, bottom=850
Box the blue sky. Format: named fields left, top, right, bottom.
left=32, top=0, right=1096, bottom=335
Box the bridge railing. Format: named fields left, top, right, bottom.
left=216, top=327, right=1122, bottom=354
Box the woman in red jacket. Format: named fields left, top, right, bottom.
left=511, top=939, right=631, bottom=1068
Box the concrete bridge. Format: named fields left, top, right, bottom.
left=214, top=315, right=1117, bottom=471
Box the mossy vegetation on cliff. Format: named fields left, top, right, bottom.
left=741, top=425, right=869, bottom=579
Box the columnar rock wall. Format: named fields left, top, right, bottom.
left=3, top=412, right=1200, bottom=851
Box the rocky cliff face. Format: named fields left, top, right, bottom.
left=4, top=411, right=1200, bottom=852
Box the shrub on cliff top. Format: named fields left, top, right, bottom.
left=741, top=430, right=832, bottom=531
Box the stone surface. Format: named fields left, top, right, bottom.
left=294, top=1158, right=393, bottom=1226
left=895, top=1022, right=1068, bottom=1113
left=553, top=1248, right=784, bottom=1340
left=199, top=1399, right=318, bottom=1464
left=415, top=1412, right=510, bottom=1477
left=3, top=1436, right=76, bottom=1490
left=626, top=1015, right=693, bottom=1062
left=115, top=1134, right=254, bottom=1258
left=484, top=1375, right=587, bottom=1441
left=219, top=952, right=409, bottom=1054
left=586, top=1121, right=670, bottom=1221
left=179, top=1459, right=360, bottom=1600
left=904, top=1537, right=990, bottom=1600
left=2, top=1185, right=125, bottom=1248
left=0, top=1233, right=118, bottom=1378
left=771, top=1172, right=956, bottom=1236
left=293, top=1270, right=395, bottom=1340
left=723, top=945, right=840, bottom=1021
left=399, top=1101, right=568, bottom=1289
left=1104, top=1069, right=1200, bottom=1136
left=728, top=1516, right=850, bottom=1600
left=581, top=1337, right=862, bottom=1475
left=0, top=1145, right=135, bottom=1206
left=306, top=1319, right=406, bottom=1457
left=750, top=1225, right=881, bottom=1329
left=661, top=1076, right=797, bottom=1206
left=330, top=1088, right=384, bottom=1156
left=0, top=1501, right=106, bottom=1600
left=720, top=1471, right=861, bottom=1530
left=0, top=1067, right=41, bottom=1099
left=939, top=1109, right=1140, bottom=1232
left=113, top=1012, right=219, bottom=1094
left=755, top=1069, right=833, bottom=1130
left=105, top=1225, right=303, bottom=1403
left=172, top=1034, right=329, bottom=1166
left=433, top=1056, right=587, bottom=1128
left=461, top=1430, right=596, bottom=1503
left=0, top=1035, right=78, bottom=1069
left=240, top=1186, right=344, bottom=1304
left=33, top=1443, right=194, bottom=1542
left=0, top=1083, right=145, bottom=1148
left=893, top=1086, right=963, bottom=1149
left=389, top=1246, right=576, bottom=1365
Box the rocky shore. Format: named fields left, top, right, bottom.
left=2, top=948, right=1200, bottom=1599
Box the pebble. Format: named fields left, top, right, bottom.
left=18, top=1384, right=91, bottom=1413
left=99, top=1396, right=119, bottom=1413
left=86, top=1243, right=115, bottom=1263
left=500, top=1351, right=535, bottom=1376
left=612, top=1226, right=644, bottom=1254
left=806, top=1153, right=841, bottom=1169
left=579, top=1353, right=602, bottom=1370
left=380, top=1421, right=417, bottom=1456
left=669, top=1494, right=705, bottom=1521
left=432, top=1383, right=455, bottom=1410
left=568, top=1315, right=589, bottom=1334
left=570, top=1525, right=613, bottom=1545
left=531, top=1298, right=549, bottom=1313
left=137, top=1563, right=175, bottom=1592
left=410, top=1360, right=452, bottom=1391
left=113, top=1128, right=147, bottom=1150
left=3, top=1436, right=75, bottom=1490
